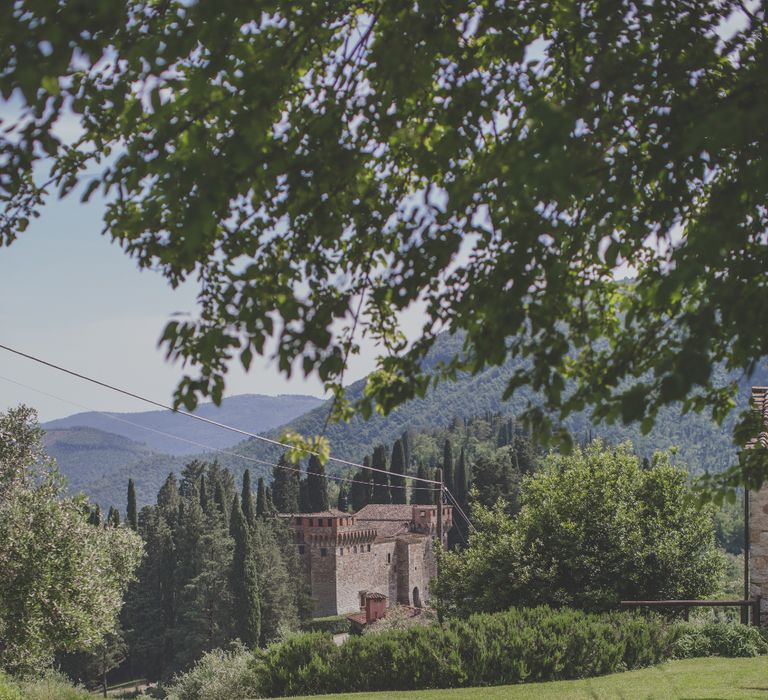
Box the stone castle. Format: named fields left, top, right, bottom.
left=284, top=503, right=453, bottom=617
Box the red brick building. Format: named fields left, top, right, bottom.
left=285, top=504, right=453, bottom=617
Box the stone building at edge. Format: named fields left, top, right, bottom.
left=283, top=503, right=453, bottom=617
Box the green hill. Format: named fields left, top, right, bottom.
left=50, top=332, right=768, bottom=509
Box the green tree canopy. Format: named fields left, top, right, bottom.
left=0, top=406, right=143, bottom=674
left=433, top=441, right=726, bottom=617
left=1, top=2, right=766, bottom=489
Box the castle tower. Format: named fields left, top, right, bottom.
left=748, top=386, right=768, bottom=625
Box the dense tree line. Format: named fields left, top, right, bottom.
left=120, top=462, right=310, bottom=682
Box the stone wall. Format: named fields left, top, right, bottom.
left=750, top=484, right=768, bottom=626
left=307, top=543, right=338, bottom=617
left=748, top=386, right=768, bottom=626
left=334, top=539, right=398, bottom=614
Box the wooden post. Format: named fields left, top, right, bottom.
left=434, top=467, right=443, bottom=625
left=435, top=468, right=443, bottom=548
left=744, top=482, right=750, bottom=625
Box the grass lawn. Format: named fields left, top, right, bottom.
left=286, top=657, right=768, bottom=700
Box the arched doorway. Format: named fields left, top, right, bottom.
left=412, top=586, right=422, bottom=608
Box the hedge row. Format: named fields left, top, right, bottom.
left=674, top=622, right=768, bottom=658
left=252, top=607, right=677, bottom=697
left=299, top=615, right=351, bottom=635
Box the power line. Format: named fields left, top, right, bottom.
left=0, top=373, right=435, bottom=493
left=0, top=342, right=440, bottom=486
left=442, top=486, right=477, bottom=535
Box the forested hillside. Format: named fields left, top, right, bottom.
left=217, top=332, right=768, bottom=483
left=52, top=332, right=768, bottom=511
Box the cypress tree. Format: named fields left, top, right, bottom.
left=401, top=430, right=412, bottom=473
left=390, top=439, right=407, bottom=504
left=413, top=462, right=433, bottom=505
left=214, top=481, right=228, bottom=528
left=443, top=439, right=455, bottom=494
left=241, top=470, right=256, bottom=527
left=455, top=446, right=469, bottom=507
left=371, top=445, right=390, bottom=504
left=107, top=505, right=120, bottom=527
left=349, top=464, right=371, bottom=512
left=337, top=485, right=349, bottom=512
left=298, top=477, right=311, bottom=513
left=256, top=477, right=267, bottom=518
left=307, top=455, right=329, bottom=512
left=229, top=495, right=261, bottom=647
left=158, top=473, right=180, bottom=515
left=265, top=486, right=274, bottom=514
left=88, top=504, right=102, bottom=526
left=127, top=478, right=138, bottom=530
left=199, top=474, right=209, bottom=513
left=272, top=456, right=299, bottom=513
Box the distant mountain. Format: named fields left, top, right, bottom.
left=216, top=332, right=768, bottom=481
left=46, top=333, right=768, bottom=510
left=43, top=426, right=184, bottom=503
left=43, top=393, right=323, bottom=455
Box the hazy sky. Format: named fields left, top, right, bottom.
left=0, top=191, right=388, bottom=421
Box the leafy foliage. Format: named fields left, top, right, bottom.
left=674, top=622, right=768, bottom=658
left=164, top=643, right=258, bottom=700
left=230, top=608, right=675, bottom=697
left=121, top=461, right=308, bottom=681
left=0, top=406, right=143, bottom=675
left=433, top=441, right=726, bottom=617
left=3, top=1, right=767, bottom=491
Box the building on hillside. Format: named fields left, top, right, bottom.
left=283, top=503, right=453, bottom=617
left=748, top=386, right=768, bottom=626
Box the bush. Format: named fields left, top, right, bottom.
left=164, top=643, right=259, bottom=700
left=249, top=606, right=677, bottom=697
left=674, top=622, right=768, bottom=658
left=2, top=671, right=91, bottom=700
left=0, top=674, right=22, bottom=700
left=299, top=615, right=350, bottom=635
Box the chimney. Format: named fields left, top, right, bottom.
left=364, top=592, right=387, bottom=624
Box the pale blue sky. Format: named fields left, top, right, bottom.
left=0, top=191, right=382, bottom=421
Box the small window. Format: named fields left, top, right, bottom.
left=296, top=517, right=302, bottom=525
left=320, top=548, right=327, bottom=557
left=298, top=545, right=305, bottom=555
left=367, top=544, right=371, bottom=552
left=327, top=518, right=332, bottom=526
left=387, top=553, right=391, bottom=564
left=339, top=547, right=344, bottom=556
left=353, top=545, right=357, bottom=553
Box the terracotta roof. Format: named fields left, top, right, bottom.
left=748, top=387, right=768, bottom=449
left=280, top=509, right=348, bottom=518
left=354, top=504, right=415, bottom=520
left=346, top=605, right=426, bottom=628
left=366, top=592, right=387, bottom=600
left=346, top=611, right=367, bottom=626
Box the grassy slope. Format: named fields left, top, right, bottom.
left=285, top=657, right=768, bottom=700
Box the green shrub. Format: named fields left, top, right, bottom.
left=164, top=643, right=259, bottom=700
left=9, top=671, right=90, bottom=700
left=674, top=622, right=768, bottom=658
left=247, top=606, right=677, bottom=697
left=0, top=674, right=23, bottom=700
left=299, top=615, right=350, bottom=635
